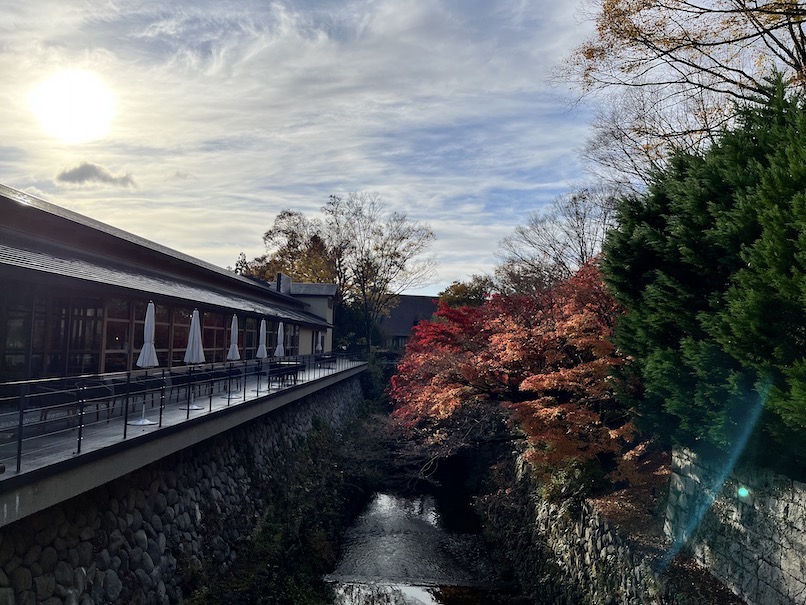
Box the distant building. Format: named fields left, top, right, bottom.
left=0, top=184, right=335, bottom=381
left=378, top=295, right=438, bottom=350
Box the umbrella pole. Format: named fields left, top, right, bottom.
left=227, top=362, right=232, bottom=405
left=139, top=370, right=148, bottom=422
left=186, top=366, right=192, bottom=420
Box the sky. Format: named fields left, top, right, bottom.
left=0, top=0, right=596, bottom=296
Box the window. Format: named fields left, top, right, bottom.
left=172, top=307, right=193, bottom=366
left=285, top=324, right=300, bottom=357
left=244, top=317, right=257, bottom=360
left=203, top=311, right=225, bottom=363
left=66, top=298, right=103, bottom=375
left=104, top=298, right=131, bottom=372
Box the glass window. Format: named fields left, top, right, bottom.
left=107, top=298, right=130, bottom=320
left=106, top=321, right=130, bottom=350
left=173, top=325, right=190, bottom=350
left=105, top=353, right=128, bottom=373
left=155, top=324, right=170, bottom=350
left=155, top=304, right=170, bottom=323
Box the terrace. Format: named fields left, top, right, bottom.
left=0, top=354, right=364, bottom=486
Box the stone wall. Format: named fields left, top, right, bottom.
left=480, top=455, right=667, bottom=605
left=531, top=497, right=665, bottom=605
left=664, top=448, right=806, bottom=605
left=0, top=376, right=363, bottom=605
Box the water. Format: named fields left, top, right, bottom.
left=326, top=493, right=517, bottom=605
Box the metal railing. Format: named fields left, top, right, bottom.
left=0, top=353, right=361, bottom=477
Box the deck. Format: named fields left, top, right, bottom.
left=0, top=356, right=365, bottom=528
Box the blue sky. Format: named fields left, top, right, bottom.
left=0, top=1, right=595, bottom=295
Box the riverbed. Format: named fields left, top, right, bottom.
left=326, top=493, right=524, bottom=605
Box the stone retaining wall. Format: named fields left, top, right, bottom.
left=480, top=455, right=667, bottom=605
left=0, top=377, right=363, bottom=605
left=530, top=497, right=664, bottom=605
left=664, top=448, right=806, bottom=605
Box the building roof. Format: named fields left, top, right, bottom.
left=379, top=295, right=438, bottom=337
left=290, top=283, right=339, bottom=297
left=0, top=231, right=331, bottom=328
left=0, top=183, right=335, bottom=328
left=0, top=183, right=303, bottom=308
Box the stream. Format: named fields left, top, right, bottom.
left=325, top=493, right=522, bottom=605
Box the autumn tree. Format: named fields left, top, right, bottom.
left=237, top=210, right=337, bottom=286
left=563, top=0, right=806, bottom=183
left=438, top=275, right=494, bottom=308
left=391, top=261, right=630, bottom=488
left=497, top=185, right=618, bottom=292
left=325, top=192, right=436, bottom=356
left=238, top=193, right=436, bottom=355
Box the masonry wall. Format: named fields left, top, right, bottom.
left=480, top=455, right=668, bottom=605
left=664, top=448, right=806, bottom=605
left=0, top=376, right=363, bottom=605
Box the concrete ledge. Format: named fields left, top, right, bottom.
left=0, top=365, right=365, bottom=528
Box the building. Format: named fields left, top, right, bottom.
left=378, top=295, right=438, bottom=350
left=0, top=184, right=334, bottom=382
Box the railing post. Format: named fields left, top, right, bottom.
left=158, top=369, right=165, bottom=427
left=226, top=362, right=232, bottom=406
left=76, top=385, right=85, bottom=454
left=208, top=370, right=213, bottom=412
left=243, top=359, right=247, bottom=403
left=16, top=383, right=26, bottom=473
left=123, top=371, right=131, bottom=439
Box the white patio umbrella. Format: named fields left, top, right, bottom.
left=256, top=319, right=268, bottom=359
left=184, top=309, right=205, bottom=364
left=315, top=331, right=323, bottom=354
left=273, top=322, right=285, bottom=357
left=226, top=314, right=240, bottom=361
left=253, top=318, right=269, bottom=394
left=182, top=309, right=205, bottom=413
left=131, top=301, right=158, bottom=426
left=136, top=301, right=159, bottom=368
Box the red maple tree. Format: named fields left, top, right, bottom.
left=390, top=261, right=633, bottom=476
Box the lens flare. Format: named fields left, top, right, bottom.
left=661, top=379, right=769, bottom=569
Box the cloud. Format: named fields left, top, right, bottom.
left=56, top=162, right=136, bottom=188
left=0, top=0, right=598, bottom=295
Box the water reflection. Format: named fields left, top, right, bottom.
left=327, top=493, right=502, bottom=605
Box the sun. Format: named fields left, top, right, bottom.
left=29, top=70, right=115, bottom=144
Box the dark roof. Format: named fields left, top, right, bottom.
left=290, top=283, right=338, bottom=297
left=0, top=183, right=302, bottom=307
left=0, top=230, right=331, bottom=328
left=379, top=295, right=438, bottom=336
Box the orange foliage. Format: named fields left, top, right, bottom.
left=390, top=260, right=633, bottom=472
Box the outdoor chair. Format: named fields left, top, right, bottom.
left=74, top=380, right=115, bottom=422
left=30, top=383, right=79, bottom=427
left=135, top=374, right=164, bottom=409
left=109, top=378, right=147, bottom=416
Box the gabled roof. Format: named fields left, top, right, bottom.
left=0, top=183, right=335, bottom=327
left=0, top=183, right=302, bottom=308
left=0, top=230, right=331, bottom=328
left=379, top=295, right=438, bottom=336
left=290, top=283, right=338, bottom=297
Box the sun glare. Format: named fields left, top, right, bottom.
left=29, top=70, right=115, bottom=144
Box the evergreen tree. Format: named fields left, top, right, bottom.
left=603, top=81, right=806, bottom=469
